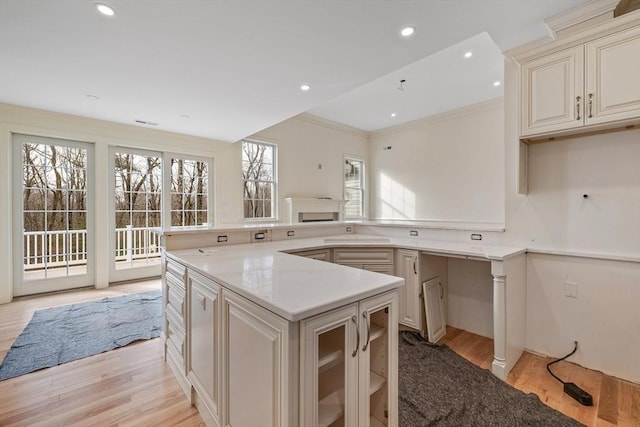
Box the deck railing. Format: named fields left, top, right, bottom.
left=23, top=226, right=161, bottom=270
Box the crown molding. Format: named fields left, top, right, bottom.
left=370, top=97, right=504, bottom=139
left=293, top=113, right=369, bottom=138
left=545, top=0, right=619, bottom=35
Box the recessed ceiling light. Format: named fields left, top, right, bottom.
left=493, top=81, right=501, bottom=87
left=86, top=94, right=100, bottom=100
left=391, top=113, right=397, bottom=118
left=400, top=27, right=415, bottom=37
left=179, top=114, right=190, bottom=119
left=464, top=51, right=473, bottom=58
left=96, top=3, right=115, bottom=16
left=300, top=84, right=311, bottom=91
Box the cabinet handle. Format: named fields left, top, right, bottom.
left=362, top=312, right=371, bottom=352
left=413, top=258, right=417, bottom=275
left=351, top=316, right=360, bottom=357
left=588, top=93, right=593, bottom=118
left=439, top=282, right=443, bottom=299
left=576, top=96, right=581, bottom=120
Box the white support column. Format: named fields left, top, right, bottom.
left=491, top=261, right=507, bottom=380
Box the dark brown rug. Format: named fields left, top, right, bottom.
left=399, top=331, right=584, bottom=426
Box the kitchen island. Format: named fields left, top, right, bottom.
left=163, top=239, right=403, bottom=427
left=160, top=230, right=526, bottom=427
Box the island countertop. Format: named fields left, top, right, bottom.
left=165, top=235, right=525, bottom=322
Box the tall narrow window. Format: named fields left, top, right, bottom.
left=344, top=157, right=365, bottom=219
left=242, top=140, right=276, bottom=219
left=113, top=150, right=162, bottom=271
left=170, top=157, right=211, bottom=226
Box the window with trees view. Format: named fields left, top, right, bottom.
left=344, top=157, right=364, bottom=219
left=19, top=136, right=90, bottom=280
left=113, top=151, right=162, bottom=270
left=170, top=158, right=209, bottom=226
left=242, top=140, right=276, bottom=219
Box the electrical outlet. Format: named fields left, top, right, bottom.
left=565, top=281, right=577, bottom=298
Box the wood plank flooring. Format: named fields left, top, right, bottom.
left=441, top=326, right=640, bottom=427
left=1, top=281, right=638, bottom=426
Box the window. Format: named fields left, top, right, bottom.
left=242, top=140, right=276, bottom=219
left=170, top=157, right=210, bottom=226
left=113, top=150, right=162, bottom=271
left=344, top=157, right=364, bottom=219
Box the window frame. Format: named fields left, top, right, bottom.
left=343, top=155, right=366, bottom=220
left=241, top=139, right=277, bottom=220
left=163, top=154, right=214, bottom=228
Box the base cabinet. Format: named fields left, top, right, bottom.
left=165, top=256, right=398, bottom=427
left=395, top=249, right=421, bottom=330
left=188, top=270, right=221, bottom=427
left=300, top=291, right=398, bottom=427
left=222, top=290, right=296, bottom=427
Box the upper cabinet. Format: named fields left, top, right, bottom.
left=520, top=24, right=640, bottom=140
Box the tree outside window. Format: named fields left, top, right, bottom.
left=170, top=158, right=209, bottom=226
left=344, top=157, right=364, bottom=219
left=242, top=140, right=276, bottom=219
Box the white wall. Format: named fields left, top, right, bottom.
left=368, top=98, right=505, bottom=227
left=220, top=114, right=370, bottom=223
left=0, top=103, right=231, bottom=303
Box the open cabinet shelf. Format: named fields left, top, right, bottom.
left=318, top=387, right=344, bottom=427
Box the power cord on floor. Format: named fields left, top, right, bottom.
left=546, top=341, right=593, bottom=406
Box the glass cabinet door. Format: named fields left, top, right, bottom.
left=359, top=292, right=399, bottom=427
left=301, top=304, right=359, bottom=427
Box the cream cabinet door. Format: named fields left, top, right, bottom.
left=521, top=45, right=584, bottom=136
left=358, top=291, right=399, bottom=427
left=585, top=26, right=640, bottom=126
left=422, top=277, right=446, bottom=343
left=188, top=271, right=221, bottom=427
left=222, top=290, right=293, bottom=427
left=300, top=304, right=360, bottom=427
left=395, top=249, right=421, bottom=330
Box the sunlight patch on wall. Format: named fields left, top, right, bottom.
left=379, top=173, right=415, bottom=219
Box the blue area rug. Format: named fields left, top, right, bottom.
left=0, top=290, right=162, bottom=381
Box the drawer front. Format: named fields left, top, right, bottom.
left=167, top=279, right=186, bottom=318
left=333, top=248, right=394, bottom=264
left=165, top=258, right=186, bottom=283
left=167, top=316, right=186, bottom=358
left=363, top=264, right=395, bottom=275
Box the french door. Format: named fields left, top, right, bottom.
left=12, top=134, right=94, bottom=296
left=109, top=147, right=163, bottom=282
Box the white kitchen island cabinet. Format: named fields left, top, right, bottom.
left=163, top=247, right=403, bottom=427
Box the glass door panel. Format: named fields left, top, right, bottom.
left=111, top=149, right=162, bottom=282
left=13, top=134, right=93, bottom=296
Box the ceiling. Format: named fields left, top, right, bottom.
left=0, top=0, right=587, bottom=143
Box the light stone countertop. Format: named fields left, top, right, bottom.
left=166, top=235, right=526, bottom=322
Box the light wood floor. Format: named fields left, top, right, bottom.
left=1, top=281, right=638, bottom=426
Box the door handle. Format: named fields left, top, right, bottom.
left=351, top=316, right=360, bottom=357
left=576, top=96, right=581, bottom=120
left=362, top=312, right=371, bottom=352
